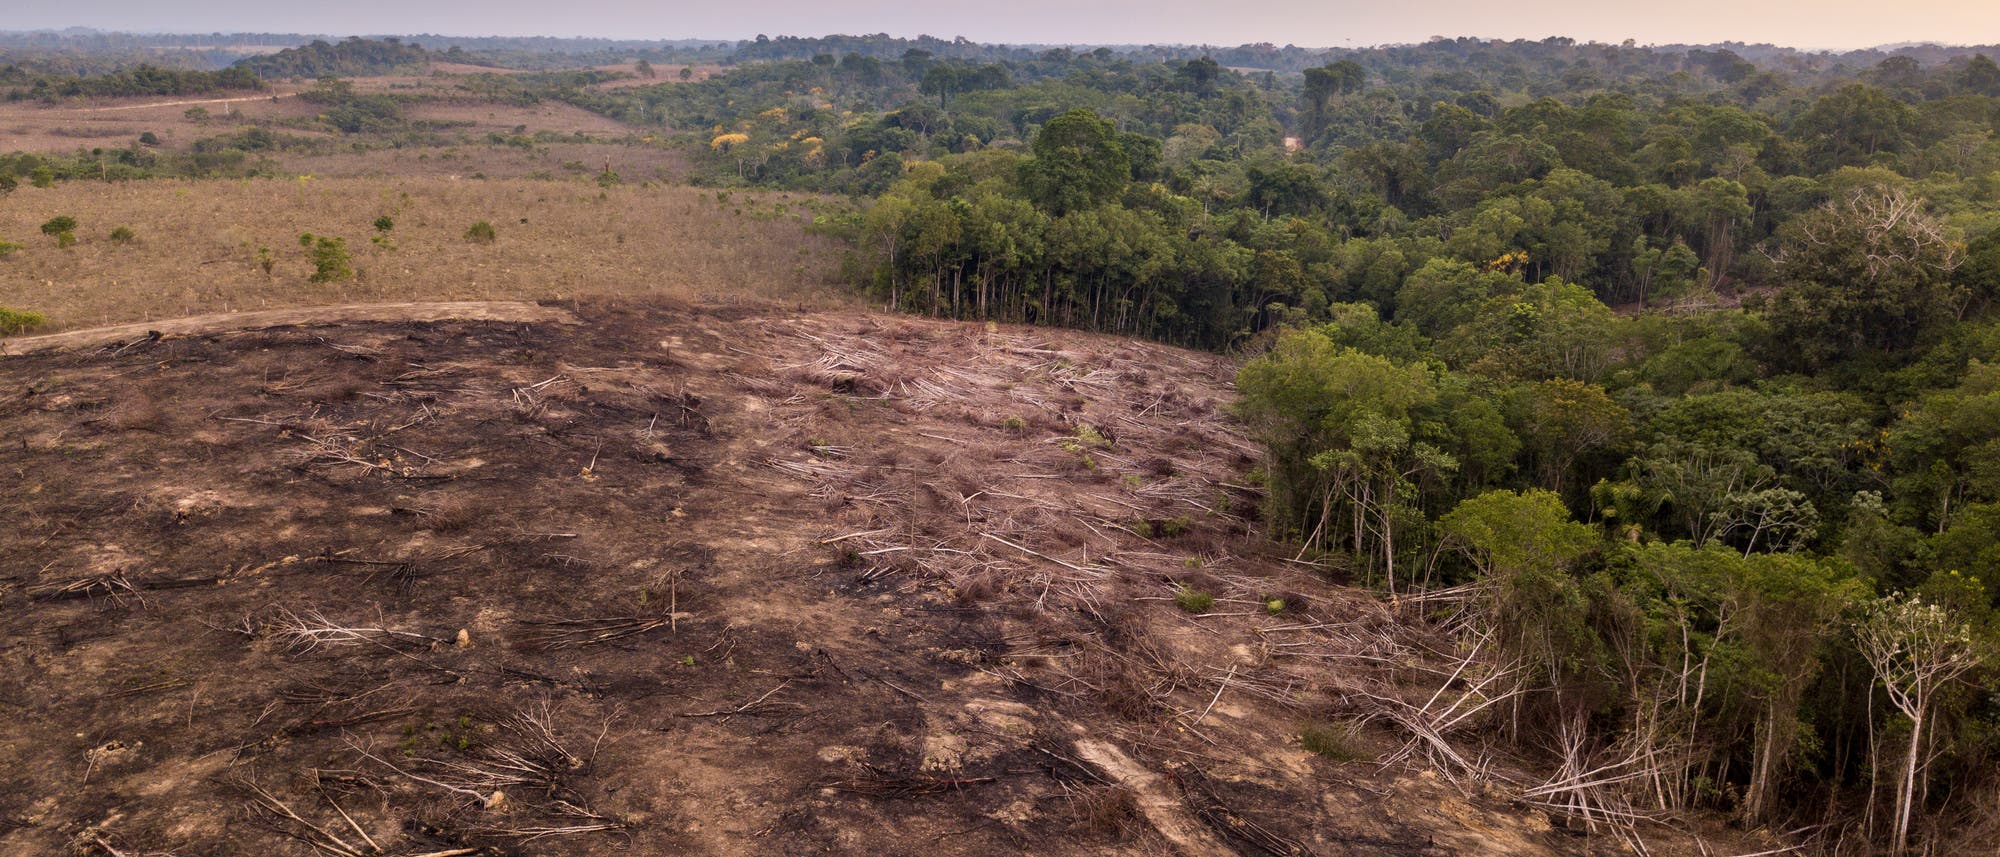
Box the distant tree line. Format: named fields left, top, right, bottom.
left=232, top=37, right=432, bottom=78
left=0, top=63, right=262, bottom=101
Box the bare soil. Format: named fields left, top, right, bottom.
left=0, top=300, right=1721, bottom=856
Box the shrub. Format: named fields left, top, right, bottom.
left=137, top=131, right=160, bottom=146
left=1300, top=721, right=1370, bottom=762
left=299, top=232, right=354, bottom=282
left=109, top=226, right=136, bottom=244
left=0, top=307, right=48, bottom=335
left=373, top=215, right=394, bottom=233
left=30, top=166, right=54, bottom=188
left=256, top=245, right=276, bottom=275
left=0, top=237, right=20, bottom=258
left=41, top=216, right=77, bottom=248
left=464, top=220, right=497, bottom=244
left=1173, top=585, right=1214, bottom=613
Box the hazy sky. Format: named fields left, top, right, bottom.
left=10, top=0, right=2000, bottom=50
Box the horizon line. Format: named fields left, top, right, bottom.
left=2, top=27, right=1996, bottom=55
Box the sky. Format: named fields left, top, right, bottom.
left=8, top=0, right=2000, bottom=51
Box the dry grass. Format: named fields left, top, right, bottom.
left=269, top=141, right=689, bottom=182
left=405, top=100, right=636, bottom=135
left=0, top=75, right=646, bottom=156
left=0, top=87, right=315, bottom=152
left=0, top=177, right=853, bottom=333
left=585, top=63, right=727, bottom=88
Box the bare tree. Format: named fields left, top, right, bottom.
left=1854, top=593, right=1986, bottom=853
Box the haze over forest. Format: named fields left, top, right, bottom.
left=4, top=0, right=2000, bottom=50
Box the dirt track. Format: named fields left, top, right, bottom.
left=1, top=301, right=579, bottom=355
left=0, top=300, right=1651, bottom=856
left=74, top=94, right=293, bottom=113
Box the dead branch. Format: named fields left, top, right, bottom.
left=517, top=616, right=674, bottom=650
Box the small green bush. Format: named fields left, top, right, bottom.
left=0, top=307, right=48, bottom=335
left=109, top=226, right=136, bottom=244
left=40, top=216, right=76, bottom=248
left=0, top=237, right=20, bottom=258
left=464, top=220, right=497, bottom=244
left=1173, top=586, right=1214, bottom=614
left=373, top=215, right=395, bottom=233
left=1300, top=721, right=1370, bottom=762
left=299, top=233, right=354, bottom=283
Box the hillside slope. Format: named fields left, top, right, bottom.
left=0, top=301, right=1744, bottom=856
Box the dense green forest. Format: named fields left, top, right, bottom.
left=231, top=37, right=434, bottom=78
left=0, top=63, right=261, bottom=101
left=552, top=35, right=2000, bottom=853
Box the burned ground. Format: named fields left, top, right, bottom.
left=0, top=301, right=1699, bottom=856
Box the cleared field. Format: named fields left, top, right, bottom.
left=404, top=99, right=641, bottom=136
left=586, top=62, right=726, bottom=87
left=261, top=141, right=690, bottom=182
left=0, top=88, right=313, bottom=153
left=0, top=177, right=853, bottom=333
left=0, top=303, right=1607, bottom=856
left=0, top=75, right=642, bottom=155
left=0, top=65, right=701, bottom=193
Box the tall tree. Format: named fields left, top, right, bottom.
left=1761, top=187, right=1963, bottom=372
left=1020, top=108, right=1130, bottom=216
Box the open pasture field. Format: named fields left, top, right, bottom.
left=0, top=86, right=317, bottom=153
left=0, top=178, right=851, bottom=335
left=583, top=62, right=727, bottom=86
left=254, top=140, right=690, bottom=182
left=0, top=65, right=699, bottom=187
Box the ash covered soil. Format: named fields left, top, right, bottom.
left=1, top=300, right=1644, bottom=856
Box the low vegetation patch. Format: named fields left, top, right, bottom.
left=299, top=232, right=354, bottom=282
left=39, top=215, right=76, bottom=248
left=1300, top=721, right=1370, bottom=762
left=0, top=306, right=48, bottom=335
left=1173, top=585, right=1214, bottom=614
